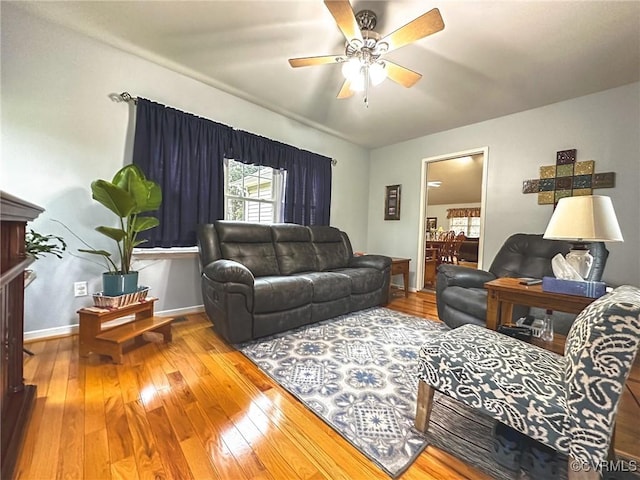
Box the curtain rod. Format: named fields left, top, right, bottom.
left=115, top=91, right=337, bottom=165
left=118, top=91, right=137, bottom=104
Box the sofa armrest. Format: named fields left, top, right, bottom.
left=437, top=264, right=496, bottom=289
left=349, top=254, right=392, bottom=270
left=203, top=259, right=255, bottom=286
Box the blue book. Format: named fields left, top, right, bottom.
left=542, top=276, right=607, bottom=298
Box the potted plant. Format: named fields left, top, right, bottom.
left=80, top=164, right=162, bottom=296
left=25, top=229, right=67, bottom=259
left=24, top=229, right=67, bottom=286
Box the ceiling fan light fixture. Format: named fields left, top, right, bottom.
left=374, top=41, right=389, bottom=55
left=369, top=61, right=387, bottom=86
left=289, top=2, right=445, bottom=104
left=341, top=57, right=362, bottom=80
left=350, top=71, right=366, bottom=92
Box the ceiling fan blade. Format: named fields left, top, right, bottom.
left=380, top=8, right=444, bottom=53
left=337, top=79, right=355, bottom=99
left=324, top=0, right=363, bottom=45
left=288, top=55, right=342, bottom=68
left=385, top=61, right=422, bottom=88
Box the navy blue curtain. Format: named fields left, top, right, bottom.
left=132, top=98, right=231, bottom=247
left=284, top=150, right=332, bottom=225
left=229, top=130, right=290, bottom=169
left=133, top=99, right=332, bottom=247
left=230, top=129, right=332, bottom=225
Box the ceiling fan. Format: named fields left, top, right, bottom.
left=288, top=1, right=445, bottom=105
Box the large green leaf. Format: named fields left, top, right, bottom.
left=112, top=164, right=146, bottom=189
left=78, top=248, right=112, bottom=258
left=91, top=180, right=135, bottom=218
left=112, top=165, right=162, bottom=214
left=132, top=216, right=160, bottom=233
left=141, top=181, right=162, bottom=212
left=95, top=226, right=126, bottom=242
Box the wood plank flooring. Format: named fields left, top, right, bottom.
left=14, top=290, right=639, bottom=479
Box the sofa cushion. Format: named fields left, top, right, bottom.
left=332, top=267, right=383, bottom=294
left=253, top=276, right=313, bottom=314
left=309, top=226, right=350, bottom=271
left=295, top=271, right=351, bottom=302
left=271, top=224, right=318, bottom=275
left=216, top=222, right=280, bottom=277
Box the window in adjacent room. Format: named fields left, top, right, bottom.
left=449, top=216, right=481, bottom=237
left=224, top=158, right=286, bottom=223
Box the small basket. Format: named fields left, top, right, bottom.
left=529, top=319, right=544, bottom=338
left=92, top=286, right=149, bottom=308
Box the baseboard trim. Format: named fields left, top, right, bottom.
left=24, top=304, right=205, bottom=343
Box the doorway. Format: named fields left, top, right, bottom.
left=415, top=147, right=489, bottom=292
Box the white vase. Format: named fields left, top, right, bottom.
left=565, top=249, right=594, bottom=280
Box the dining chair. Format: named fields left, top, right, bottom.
left=438, top=230, right=457, bottom=264
left=450, top=232, right=466, bottom=264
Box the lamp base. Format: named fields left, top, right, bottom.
left=565, top=247, right=593, bottom=280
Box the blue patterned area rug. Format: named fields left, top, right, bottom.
left=238, top=307, right=448, bottom=477
left=238, top=307, right=640, bottom=479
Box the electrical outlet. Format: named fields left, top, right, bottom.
left=74, top=281, right=88, bottom=297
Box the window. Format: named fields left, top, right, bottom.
left=224, top=159, right=285, bottom=223
left=449, top=216, right=481, bottom=237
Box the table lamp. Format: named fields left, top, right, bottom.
left=543, top=195, right=623, bottom=279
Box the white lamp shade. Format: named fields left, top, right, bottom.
left=543, top=195, right=624, bottom=242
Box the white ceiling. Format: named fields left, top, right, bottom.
left=426, top=155, right=483, bottom=205
left=14, top=1, right=640, bottom=148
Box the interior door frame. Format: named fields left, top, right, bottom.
left=415, top=147, right=490, bottom=291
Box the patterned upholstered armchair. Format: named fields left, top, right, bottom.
left=415, top=285, right=640, bottom=478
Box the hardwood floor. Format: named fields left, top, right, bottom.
left=14, top=290, right=639, bottom=479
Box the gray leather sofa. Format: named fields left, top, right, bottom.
left=197, top=221, right=392, bottom=344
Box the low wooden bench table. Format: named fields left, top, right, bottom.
left=78, top=298, right=173, bottom=364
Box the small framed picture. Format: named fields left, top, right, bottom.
left=384, top=184, right=401, bottom=220
left=426, top=217, right=437, bottom=231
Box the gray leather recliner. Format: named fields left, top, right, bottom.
left=436, top=233, right=608, bottom=333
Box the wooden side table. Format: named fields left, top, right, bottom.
left=78, top=298, right=173, bottom=364
left=485, top=277, right=596, bottom=353
left=424, top=247, right=438, bottom=288
left=391, top=257, right=411, bottom=297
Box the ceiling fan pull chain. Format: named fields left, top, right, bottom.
left=364, top=65, right=370, bottom=107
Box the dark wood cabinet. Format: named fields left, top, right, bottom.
left=1, top=191, right=43, bottom=479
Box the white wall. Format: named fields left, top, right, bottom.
left=1, top=5, right=370, bottom=335
left=368, top=83, right=640, bottom=290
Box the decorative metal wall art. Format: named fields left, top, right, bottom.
left=522, top=149, right=615, bottom=205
